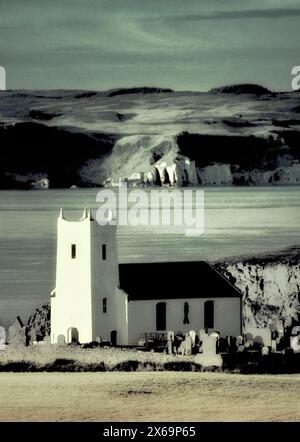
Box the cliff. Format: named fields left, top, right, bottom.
left=1, top=85, right=300, bottom=188
left=215, top=247, right=300, bottom=332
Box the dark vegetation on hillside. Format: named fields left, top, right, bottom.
left=107, top=87, right=174, bottom=97
left=211, top=84, right=272, bottom=95
left=176, top=131, right=300, bottom=170
left=0, top=122, right=116, bottom=188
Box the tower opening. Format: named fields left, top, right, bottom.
left=103, top=297, right=107, bottom=313
left=102, top=244, right=106, bottom=260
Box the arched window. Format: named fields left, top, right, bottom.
left=156, top=302, right=166, bottom=331
left=204, top=300, right=214, bottom=329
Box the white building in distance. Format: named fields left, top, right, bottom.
left=50, top=209, right=242, bottom=345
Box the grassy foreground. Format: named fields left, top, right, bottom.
left=0, top=371, right=299, bottom=421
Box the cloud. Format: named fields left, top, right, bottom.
left=149, top=8, right=300, bottom=23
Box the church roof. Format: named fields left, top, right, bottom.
left=118, top=261, right=242, bottom=301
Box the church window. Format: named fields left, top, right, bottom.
left=102, top=244, right=106, bottom=260
left=156, top=302, right=166, bottom=331
left=204, top=300, right=214, bottom=329
left=103, top=298, right=107, bottom=313
left=71, top=244, right=76, bottom=259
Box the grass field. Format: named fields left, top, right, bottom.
left=0, top=372, right=299, bottom=421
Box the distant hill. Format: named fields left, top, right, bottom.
left=210, top=84, right=272, bottom=95
left=0, top=86, right=300, bottom=189
left=107, top=87, right=174, bottom=97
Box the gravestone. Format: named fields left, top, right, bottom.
left=271, top=339, right=277, bottom=353
left=244, top=332, right=255, bottom=349
left=167, top=331, right=175, bottom=355
left=199, top=329, right=207, bottom=343
left=189, top=330, right=196, bottom=347
left=29, top=329, right=37, bottom=345
left=247, top=327, right=272, bottom=347
left=195, top=333, right=222, bottom=368
left=0, top=326, right=5, bottom=350
left=236, top=335, right=243, bottom=346
left=177, top=333, right=192, bottom=356
left=202, top=334, right=217, bottom=354
left=8, top=317, right=27, bottom=346
left=262, top=346, right=269, bottom=356
left=185, top=334, right=192, bottom=356
left=57, top=334, right=66, bottom=345
left=236, top=335, right=244, bottom=352
left=290, top=327, right=300, bottom=353
left=218, top=337, right=229, bottom=353
left=276, top=325, right=284, bottom=345
left=43, top=335, right=51, bottom=345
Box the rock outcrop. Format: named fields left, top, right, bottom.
left=215, top=248, right=300, bottom=332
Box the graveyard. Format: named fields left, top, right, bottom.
left=1, top=320, right=300, bottom=374
left=1, top=320, right=300, bottom=421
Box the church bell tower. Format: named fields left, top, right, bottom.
left=50, top=209, right=119, bottom=344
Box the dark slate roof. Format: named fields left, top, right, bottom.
left=118, top=261, right=242, bottom=301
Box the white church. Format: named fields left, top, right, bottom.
left=50, top=209, right=242, bottom=346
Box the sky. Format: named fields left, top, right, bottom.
left=0, top=0, right=299, bottom=91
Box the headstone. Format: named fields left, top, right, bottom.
left=262, top=346, right=269, bottom=356
left=202, top=334, right=217, bottom=354
left=246, top=327, right=272, bottom=347
left=189, top=330, right=196, bottom=347
left=29, top=329, right=37, bottom=345
left=8, top=317, right=26, bottom=346
left=271, top=339, right=277, bottom=353
left=290, top=327, right=300, bottom=353
left=217, top=337, right=229, bottom=353
left=174, top=333, right=184, bottom=354
left=236, top=335, right=243, bottom=346
left=167, top=331, right=175, bottom=341
left=0, top=326, right=5, bottom=351
left=195, top=334, right=222, bottom=368
left=167, top=330, right=175, bottom=355
left=177, top=333, right=192, bottom=356
left=199, top=329, right=207, bottom=343
left=57, top=334, right=66, bottom=345
left=43, top=335, right=51, bottom=345
left=237, top=344, right=245, bottom=352
left=276, top=325, right=284, bottom=345
left=185, top=334, right=192, bottom=356
left=245, top=337, right=254, bottom=348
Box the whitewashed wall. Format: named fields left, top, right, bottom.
left=128, top=297, right=241, bottom=345
left=51, top=211, right=93, bottom=344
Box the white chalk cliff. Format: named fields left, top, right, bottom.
left=216, top=250, right=300, bottom=332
